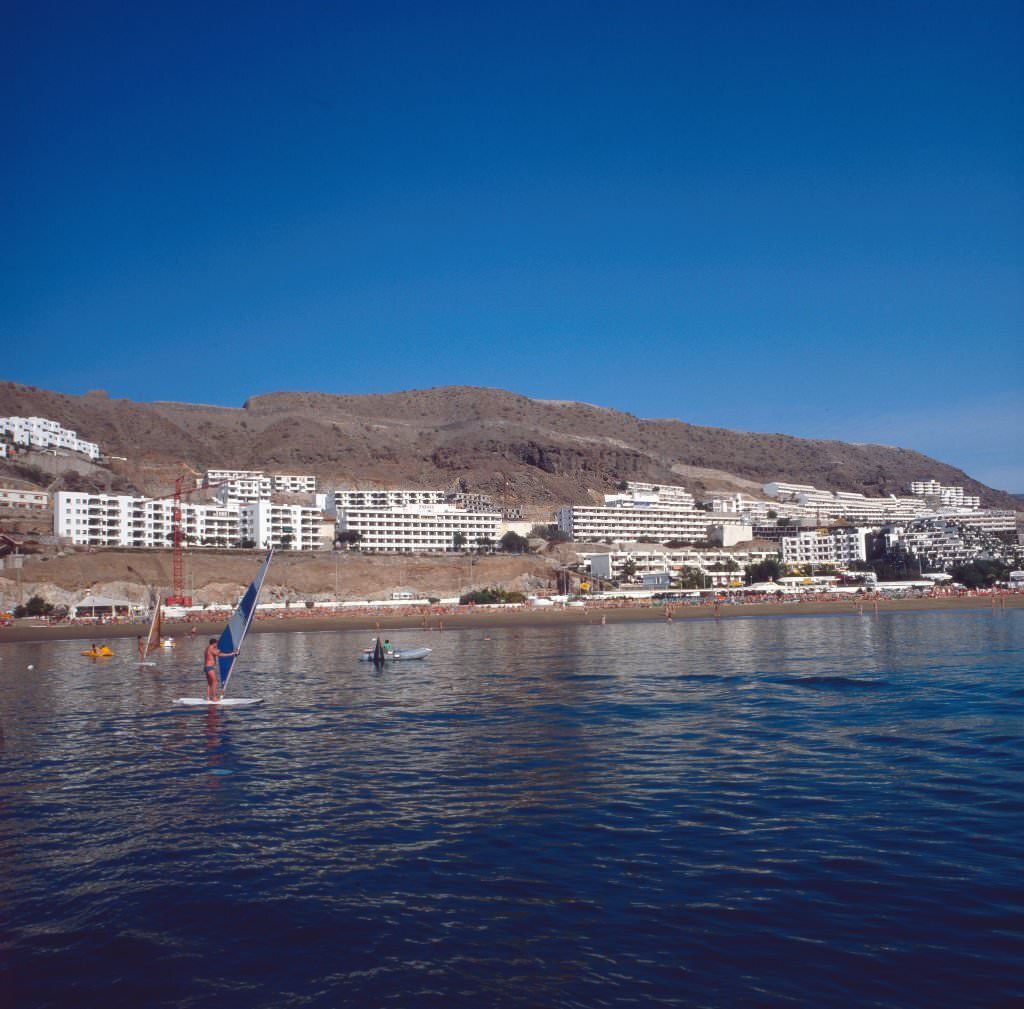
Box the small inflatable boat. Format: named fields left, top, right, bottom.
left=359, top=646, right=432, bottom=661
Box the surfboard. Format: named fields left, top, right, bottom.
left=174, top=697, right=264, bottom=706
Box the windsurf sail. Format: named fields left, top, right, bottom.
left=142, top=596, right=163, bottom=658
left=217, top=547, right=274, bottom=696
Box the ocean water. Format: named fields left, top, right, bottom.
left=2, top=610, right=1022, bottom=1009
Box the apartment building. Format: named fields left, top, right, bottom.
left=557, top=502, right=740, bottom=544
left=704, top=493, right=806, bottom=524
left=448, top=491, right=499, bottom=512
left=206, top=469, right=273, bottom=502
left=326, top=488, right=446, bottom=514
left=762, top=481, right=932, bottom=525
left=205, top=469, right=317, bottom=503
left=779, top=527, right=870, bottom=568
left=54, top=492, right=327, bottom=550
left=240, top=501, right=326, bottom=550
left=882, top=522, right=974, bottom=572
left=885, top=518, right=1023, bottom=572
left=0, top=416, right=100, bottom=460
left=762, top=481, right=819, bottom=501
left=0, top=487, right=49, bottom=510
left=943, top=510, right=1017, bottom=534
left=272, top=474, right=317, bottom=495
left=910, top=480, right=981, bottom=509
left=55, top=493, right=239, bottom=548
left=337, top=504, right=500, bottom=553
left=622, top=481, right=696, bottom=506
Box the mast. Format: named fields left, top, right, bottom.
left=143, top=595, right=162, bottom=657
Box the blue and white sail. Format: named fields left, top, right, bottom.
left=217, top=547, right=274, bottom=695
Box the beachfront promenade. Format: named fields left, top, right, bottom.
left=3, top=590, right=1021, bottom=644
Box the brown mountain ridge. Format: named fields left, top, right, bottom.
left=0, top=381, right=1016, bottom=510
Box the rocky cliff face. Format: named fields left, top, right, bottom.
left=0, top=381, right=1016, bottom=509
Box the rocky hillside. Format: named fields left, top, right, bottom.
left=0, top=382, right=1016, bottom=509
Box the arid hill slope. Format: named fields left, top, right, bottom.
left=0, top=382, right=1015, bottom=508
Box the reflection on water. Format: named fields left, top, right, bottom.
left=2, top=610, right=1022, bottom=1008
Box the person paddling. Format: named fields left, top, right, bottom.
left=204, top=638, right=238, bottom=701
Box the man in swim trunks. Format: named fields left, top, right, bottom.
left=203, top=638, right=238, bottom=701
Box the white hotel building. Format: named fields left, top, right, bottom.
left=55, top=492, right=326, bottom=550
left=779, top=527, right=871, bottom=568
left=555, top=482, right=756, bottom=545
left=621, top=481, right=696, bottom=505
left=909, top=480, right=981, bottom=510
left=240, top=501, right=326, bottom=551
left=206, top=470, right=317, bottom=503
left=206, top=469, right=273, bottom=502
left=326, top=488, right=447, bottom=513
left=762, top=483, right=930, bottom=525
left=337, top=504, right=500, bottom=553
left=272, top=474, right=317, bottom=495
left=0, top=416, right=100, bottom=460
left=0, top=487, right=49, bottom=510
left=557, top=490, right=742, bottom=544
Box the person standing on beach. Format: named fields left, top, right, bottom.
left=203, top=638, right=237, bottom=701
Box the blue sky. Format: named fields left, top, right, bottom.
left=5, top=2, right=1022, bottom=489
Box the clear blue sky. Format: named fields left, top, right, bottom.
left=5, top=2, right=1022, bottom=489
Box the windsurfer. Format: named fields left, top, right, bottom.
left=204, top=638, right=238, bottom=701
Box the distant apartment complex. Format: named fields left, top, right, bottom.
left=205, top=469, right=318, bottom=503
left=761, top=483, right=930, bottom=525
left=241, top=501, right=328, bottom=551
left=0, top=487, right=49, bottom=510
left=0, top=416, right=100, bottom=460
left=779, top=527, right=871, bottom=567
left=557, top=482, right=742, bottom=544
left=54, top=492, right=327, bottom=550
left=31, top=444, right=1022, bottom=578
left=909, top=480, right=981, bottom=510
left=337, top=504, right=501, bottom=554
left=325, top=487, right=446, bottom=513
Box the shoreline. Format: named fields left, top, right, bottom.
left=1, top=594, right=1019, bottom=644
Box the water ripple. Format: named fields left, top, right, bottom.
left=2, top=610, right=1023, bottom=1008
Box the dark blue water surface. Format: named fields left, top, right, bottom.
left=2, top=610, right=1023, bottom=1008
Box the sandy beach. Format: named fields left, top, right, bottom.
left=2, top=593, right=1019, bottom=644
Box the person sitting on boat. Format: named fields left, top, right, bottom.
left=383, top=639, right=393, bottom=654
left=203, top=638, right=238, bottom=702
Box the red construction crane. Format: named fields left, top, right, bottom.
left=153, top=468, right=224, bottom=607
left=167, top=475, right=190, bottom=606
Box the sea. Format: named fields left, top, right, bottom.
left=1, top=609, right=1022, bottom=1009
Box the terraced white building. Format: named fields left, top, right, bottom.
left=336, top=504, right=500, bottom=553
left=54, top=492, right=326, bottom=550
left=0, top=416, right=100, bottom=460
